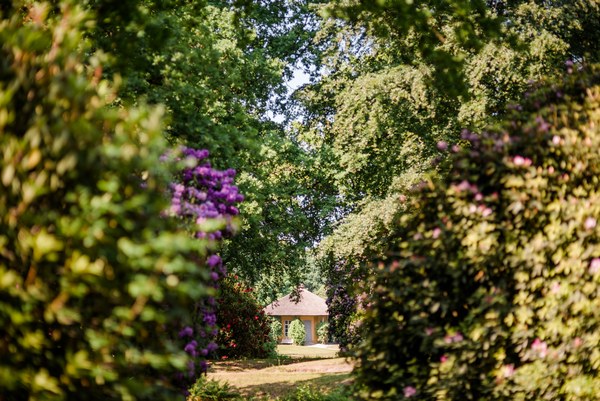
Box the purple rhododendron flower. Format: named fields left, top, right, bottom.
left=179, top=326, right=193, bottom=338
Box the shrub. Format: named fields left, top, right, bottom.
left=187, top=376, right=239, bottom=401
left=289, top=319, right=306, bottom=346
left=353, top=67, right=600, bottom=400
left=270, top=317, right=283, bottom=343
left=282, top=385, right=353, bottom=401
left=215, top=277, right=273, bottom=359
left=0, top=4, right=211, bottom=400
left=317, top=322, right=330, bottom=344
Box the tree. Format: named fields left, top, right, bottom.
left=353, top=66, right=600, bottom=400
left=85, top=0, right=339, bottom=299
left=300, top=0, right=600, bottom=350
left=0, top=3, right=211, bottom=399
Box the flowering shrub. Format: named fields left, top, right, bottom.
left=215, top=277, right=274, bottom=359
left=167, top=147, right=244, bottom=377
left=352, top=66, right=600, bottom=400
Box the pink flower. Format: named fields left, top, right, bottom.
left=584, top=217, right=597, bottom=230
left=502, top=364, right=515, bottom=378
left=550, top=282, right=561, bottom=294
left=531, top=338, right=548, bottom=358
left=589, top=258, right=600, bottom=274
left=437, top=141, right=448, bottom=151
left=403, top=386, right=417, bottom=398
left=425, top=327, right=434, bottom=336
left=513, top=156, right=532, bottom=167
left=440, top=355, right=448, bottom=363
left=432, top=227, right=441, bottom=239
left=552, top=135, right=561, bottom=145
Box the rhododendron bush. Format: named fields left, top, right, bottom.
left=167, top=147, right=243, bottom=378
left=215, top=277, right=274, bottom=359
left=352, top=67, right=600, bottom=400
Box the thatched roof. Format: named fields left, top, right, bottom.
left=263, top=286, right=328, bottom=316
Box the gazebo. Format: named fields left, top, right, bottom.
left=263, top=286, right=328, bottom=344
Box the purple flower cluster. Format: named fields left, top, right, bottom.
left=170, top=146, right=244, bottom=240
left=168, top=147, right=244, bottom=380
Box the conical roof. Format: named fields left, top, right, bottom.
left=263, top=286, right=328, bottom=316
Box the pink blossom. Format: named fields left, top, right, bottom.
left=513, top=156, right=532, bottom=167
left=482, top=207, right=492, bottom=217
left=573, top=337, right=583, bottom=348
left=432, top=227, right=442, bottom=239
left=440, top=355, right=448, bottom=363
left=403, top=386, right=417, bottom=398
left=550, top=282, right=561, bottom=294
left=589, top=258, right=600, bottom=274
left=502, top=364, right=515, bottom=378
left=531, top=338, right=548, bottom=358
left=552, top=135, right=561, bottom=145
left=437, top=141, right=448, bottom=151
left=584, top=217, right=597, bottom=230
left=425, top=327, right=434, bottom=336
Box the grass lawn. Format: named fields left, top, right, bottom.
left=276, top=344, right=340, bottom=359
left=206, top=344, right=352, bottom=399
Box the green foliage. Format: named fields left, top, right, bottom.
left=352, top=67, right=600, bottom=400
left=187, top=376, right=240, bottom=401
left=281, top=385, right=353, bottom=401
left=270, top=318, right=283, bottom=343
left=316, top=322, right=330, bottom=344
left=0, top=3, right=210, bottom=400
left=216, top=278, right=273, bottom=359
left=90, top=0, right=340, bottom=299
left=305, top=0, right=600, bottom=352
left=288, top=319, right=306, bottom=346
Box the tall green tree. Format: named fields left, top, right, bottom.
left=291, top=0, right=600, bottom=348
left=80, top=0, right=339, bottom=298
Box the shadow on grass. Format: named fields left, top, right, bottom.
left=209, top=357, right=335, bottom=372
left=238, top=372, right=353, bottom=398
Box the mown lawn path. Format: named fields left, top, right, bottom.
left=207, top=345, right=352, bottom=398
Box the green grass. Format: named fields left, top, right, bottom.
left=276, top=344, right=339, bottom=359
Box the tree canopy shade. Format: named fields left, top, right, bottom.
left=0, top=3, right=211, bottom=399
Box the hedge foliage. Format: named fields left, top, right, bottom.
left=353, top=67, right=600, bottom=400
left=0, top=4, right=210, bottom=400
left=289, top=319, right=306, bottom=346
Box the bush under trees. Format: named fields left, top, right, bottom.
left=353, top=67, right=600, bottom=400
left=288, top=319, right=306, bottom=346
left=0, top=4, right=212, bottom=400
left=215, top=277, right=274, bottom=359
left=317, top=322, right=330, bottom=344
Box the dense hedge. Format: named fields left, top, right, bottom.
left=0, top=5, right=210, bottom=400
left=353, top=67, right=600, bottom=400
